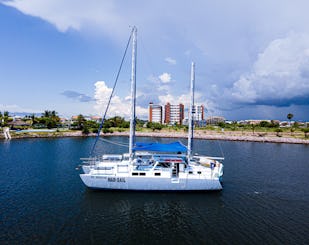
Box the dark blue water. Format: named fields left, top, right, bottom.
left=0, top=137, right=308, bottom=244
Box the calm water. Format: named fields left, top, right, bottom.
left=0, top=136, right=308, bottom=244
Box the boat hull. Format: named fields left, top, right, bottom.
left=80, top=174, right=222, bottom=191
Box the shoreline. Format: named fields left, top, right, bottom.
left=1, top=130, right=309, bottom=145
left=117, top=131, right=309, bottom=144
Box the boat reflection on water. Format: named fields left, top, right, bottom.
left=78, top=190, right=224, bottom=243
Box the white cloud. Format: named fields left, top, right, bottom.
left=3, top=0, right=309, bottom=120
left=2, top=0, right=128, bottom=39
left=157, top=91, right=219, bottom=118
left=136, top=106, right=148, bottom=118
left=158, top=94, right=177, bottom=105
left=228, top=32, right=309, bottom=106
left=158, top=91, right=203, bottom=107
left=94, top=81, right=148, bottom=119
left=0, top=104, right=42, bottom=113
left=94, top=81, right=128, bottom=117
left=159, top=72, right=171, bottom=83
left=165, top=57, right=176, bottom=65
left=94, top=79, right=211, bottom=120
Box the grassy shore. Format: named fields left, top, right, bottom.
left=1, top=128, right=309, bottom=144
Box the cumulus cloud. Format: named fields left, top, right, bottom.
left=2, top=0, right=129, bottom=39
left=136, top=72, right=175, bottom=108
left=137, top=72, right=215, bottom=115
left=94, top=81, right=148, bottom=119
left=61, top=90, right=93, bottom=102
left=156, top=91, right=219, bottom=119
left=159, top=72, right=172, bottom=83
left=165, top=57, right=176, bottom=65
left=5, top=0, right=309, bottom=120
left=0, top=104, right=42, bottom=113
left=158, top=91, right=205, bottom=107
left=227, top=32, right=309, bottom=107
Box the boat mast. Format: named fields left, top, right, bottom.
left=187, top=62, right=195, bottom=158
left=129, top=27, right=137, bottom=161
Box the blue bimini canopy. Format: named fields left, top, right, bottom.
left=133, top=141, right=187, bottom=153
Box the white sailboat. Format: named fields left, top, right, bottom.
left=79, top=27, right=224, bottom=191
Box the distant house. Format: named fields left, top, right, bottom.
left=71, top=115, right=101, bottom=123
left=8, top=119, right=31, bottom=129
left=280, top=121, right=295, bottom=127
left=90, top=116, right=102, bottom=123
left=59, top=118, right=70, bottom=128
left=245, top=120, right=265, bottom=125
left=206, top=116, right=225, bottom=125
left=60, top=117, right=68, bottom=123
left=71, top=116, right=79, bottom=121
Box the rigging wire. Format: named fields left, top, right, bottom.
left=98, top=137, right=129, bottom=147
left=90, top=28, right=134, bottom=156
left=217, top=140, right=225, bottom=159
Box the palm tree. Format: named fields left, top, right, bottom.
left=77, top=114, right=86, bottom=129
left=287, top=113, right=294, bottom=135
left=43, top=110, right=50, bottom=118
left=3, top=111, right=9, bottom=126
left=251, top=124, right=256, bottom=135
left=287, top=113, right=293, bottom=126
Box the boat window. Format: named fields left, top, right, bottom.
left=189, top=171, right=193, bottom=174
left=102, top=154, right=122, bottom=161
left=95, top=166, right=114, bottom=170
left=132, top=172, right=138, bottom=176
left=139, top=172, right=146, bottom=176
left=197, top=171, right=201, bottom=174
left=154, top=173, right=161, bottom=176
left=157, top=162, right=170, bottom=168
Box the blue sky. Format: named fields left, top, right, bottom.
left=1, top=0, right=309, bottom=121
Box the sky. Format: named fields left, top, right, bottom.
left=1, top=0, right=309, bottom=121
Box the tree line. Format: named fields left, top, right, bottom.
left=1, top=111, right=308, bottom=138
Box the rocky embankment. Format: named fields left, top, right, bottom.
left=1, top=130, right=308, bottom=144
left=115, top=131, right=309, bottom=144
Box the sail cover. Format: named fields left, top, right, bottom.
left=133, top=142, right=187, bottom=153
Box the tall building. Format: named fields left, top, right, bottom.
left=192, top=104, right=204, bottom=121
left=182, top=104, right=205, bottom=127
left=148, top=102, right=163, bottom=123
left=164, top=102, right=184, bottom=125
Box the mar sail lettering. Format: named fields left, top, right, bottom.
left=108, top=177, right=126, bottom=183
